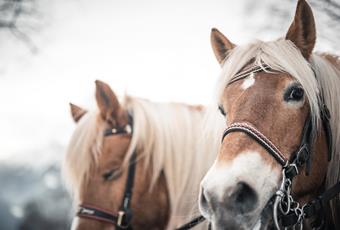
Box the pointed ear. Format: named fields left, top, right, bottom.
left=95, top=80, right=121, bottom=123
left=70, top=103, right=87, bottom=123
left=211, top=28, right=236, bottom=65
left=285, top=0, right=316, bottom=59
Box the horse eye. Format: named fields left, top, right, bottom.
left=103, top=168, right=122, bottom=181
left=284, top=86, right=304, bottom=102
left=218, top=105, right=226, bottom=116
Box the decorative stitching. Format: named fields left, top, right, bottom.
left=223, top=122, right=287, bottom=165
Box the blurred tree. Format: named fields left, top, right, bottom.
left=0, top=163, right=72, bottom=230
left=19, top=202, right=70, bottom=230
left=0, top=0, right=39, bottom=52
left=243, top=0, right=340, bottom=51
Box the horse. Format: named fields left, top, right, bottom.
left=198, top=0, right=340, bottom=229
left=63, top=80, right=223, bottom=230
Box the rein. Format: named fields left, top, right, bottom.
left=76, top=114, right=136, bottom=229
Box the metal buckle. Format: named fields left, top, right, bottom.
left=117, top=211, right=129, bottom=229
left=78, top=207, right=95, bottom=215
left=284, top=163, right=299, bottom=179
left=125, top=124, right=132, bottom=134
left=289, top=163, right=298, bottom=176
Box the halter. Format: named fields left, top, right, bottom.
left=177, top=65, right=337, bottom=230
left=222, top=116, right=313, bottom=176
left=220, top=65, right=336, bottom=229
left=76, top=113, right=137, bottom=229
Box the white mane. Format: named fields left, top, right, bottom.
left=124, top=97, right=224, bottom=228
left=63, top=111, right=104, bottom=201
left=311, top=54, right=340, bottom=223
left=214, top=38, right=340, bottom=224
left=216, top=39, right=321, bottom=129
left=63, top=96, right=224, bottom=229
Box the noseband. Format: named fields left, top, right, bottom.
left=76, top=114, right=137, bottom=229
left=222, top=115, right=314, bottom=177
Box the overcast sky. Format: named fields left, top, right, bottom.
left=0, top=0, right=338, bottom=162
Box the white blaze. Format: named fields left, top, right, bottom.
left=241, top=72, right=255, bottom=90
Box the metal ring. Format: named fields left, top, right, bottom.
left=295, top=206, right=304, bottom=222
left=279, top=191, right=291, bottom=215
left=273, top=196, right=282, bottom=230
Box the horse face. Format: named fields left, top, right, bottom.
left=200, top=71, right=310, bottom=229
left=199, top=1, right=323, bottom=228
left=74, top=129, right=130, bottom=230
left=68, top=81, right=169, bottom=230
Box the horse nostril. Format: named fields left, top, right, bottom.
left=199, top=187, right=214, bottom=218
left=199, top=188, right=209, bottom=209
left=230, top=182, right=258, bottom=214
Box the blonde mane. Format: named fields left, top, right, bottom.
left=63, top=111, right=104, bottom=201
left=63, top=96, right=223, bottom=229
left=214, top=38, right=340, bottom=224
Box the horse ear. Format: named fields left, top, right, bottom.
left=95, top=80, right=121, bottom=122
left=70, top=103, right=87, bottom=123
left=285, top=0, right=316, bottom=59
left=211, top=28, right=236, bottom=65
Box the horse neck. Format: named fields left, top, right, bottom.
left=314, top=53, right=340, bottom=185
left=320, top=53, right=340, bottom=229
left=312, top=53, right=340, bottom=169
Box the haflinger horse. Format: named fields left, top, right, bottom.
left=199, top=0, right=340, bottom=229
left=63, top=80, right=224, bottom=230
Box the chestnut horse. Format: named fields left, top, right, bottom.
left=63, top=80, right=223, bottom=229
left=199, top=0, right=340, bottom=229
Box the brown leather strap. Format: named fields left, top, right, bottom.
left=222, top=122, right=287, bottom=166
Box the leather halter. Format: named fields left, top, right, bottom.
left=220, top=66, right=337, bottom=229
left=221, top=115, right=314, bottom=178
left=221, top=113, right=336, bottom=229
left=177, top=65, right=336, bottom=230
left=76, top=114, right=136, bottom=229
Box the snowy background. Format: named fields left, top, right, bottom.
left=0, top=0, right=339, bottom=229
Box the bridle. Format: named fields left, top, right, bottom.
left=220, top=65, right=338, bottom=229
left=76, top=113, right=137, bottom=230
left=177, top=65, right=339, bottom=230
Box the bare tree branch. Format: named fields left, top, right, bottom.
left=0, top=0, right=38, bottom=52
left=243, top=0, right=340, bottom=51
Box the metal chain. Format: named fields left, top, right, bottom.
left=273, top=168, right=305, bottom=230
